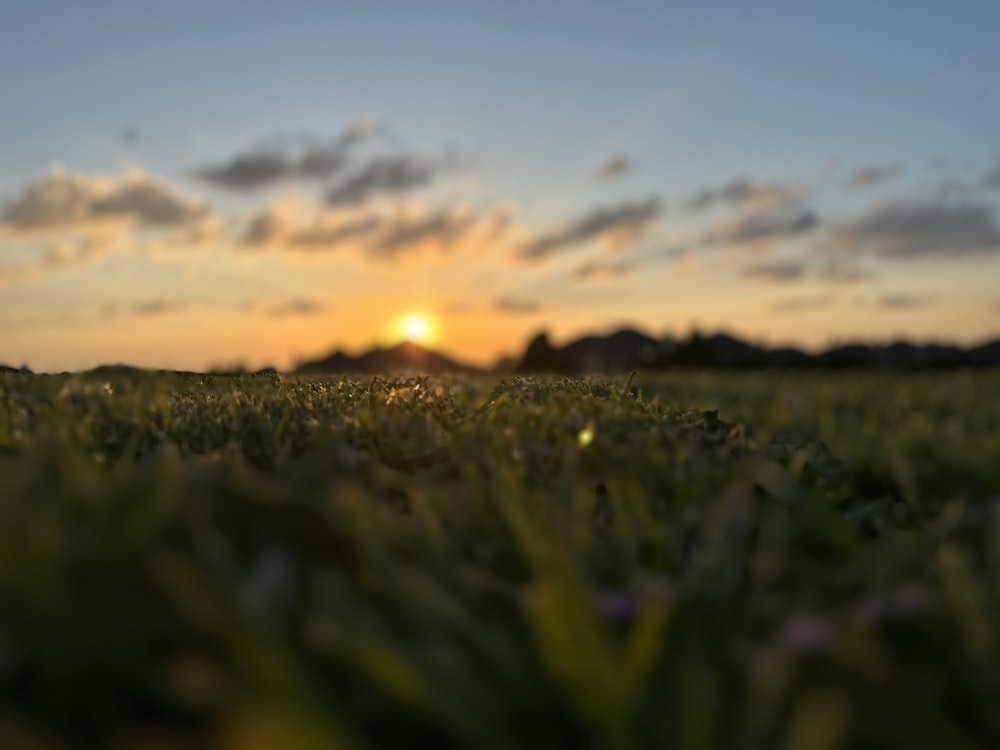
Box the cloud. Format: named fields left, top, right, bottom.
left=984, top=161, right=1000, bottom=190
left=264, top=298, right=328, bottom=318
left=877, top=293, right=936, bottom=309
left=238, top=200, right=504, bottom=261
left=705, top=207, right=819, bottom=249
left=101, top=299, right=187, bottom=319
left=192, top=126, right=368, bottom=191
left=325, top=155, right=441, bottom=206
left=596, top=155, right=630, bottom=180
left=238, top=201, right=379, bottom=252
left=686, top=177, right=804, bottom=212
left=519, top=197, right=661, bottom=260
left=740, top=260, right=807, bottom=282
left=834, top=199, right=1000, bottom=259
left=494, top=295, right=543, bottom=314
left=40, top=237, right=112, bottom=268
left=1, top=169, right=206, bottom=233
left=736, top=258, right=874, bottom=285
left=572, top=257, right=638, bottom=280
left=240, top=205, right=287, bottom=248
left=815, top=259, right=875, bottom=284
left=771, top=294, right=837, bottom=312
left=0, top=235, right=117, bottom=285
left=291, top=218, right=382, bottom=250
left=843, top=164, right=901, bottom=191
left=368, top=209, right=478, bottom=259
left=160, top=216, right=227, bottom=249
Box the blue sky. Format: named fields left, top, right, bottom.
left=2, top=0, right=1000, bottom=370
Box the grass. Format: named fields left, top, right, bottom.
left=1, top=368, right=999, bottom=749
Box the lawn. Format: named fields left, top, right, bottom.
left=1, top=368, right=999, bottom=749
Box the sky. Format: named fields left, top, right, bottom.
left=2, top=0, right=1000, bottom=371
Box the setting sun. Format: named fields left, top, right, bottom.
left=396, top=313, right=437, bottom=345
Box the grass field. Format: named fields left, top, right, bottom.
left=1, top=368, right=999, bottom=749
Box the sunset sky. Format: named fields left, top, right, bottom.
left=2, top=0, right=1000, bottom=371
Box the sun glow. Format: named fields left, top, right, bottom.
left=396, top=312, right=437, bottom=345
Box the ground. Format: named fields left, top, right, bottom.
left=1, top=369, right=998, bottom=749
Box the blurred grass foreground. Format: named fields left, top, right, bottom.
left=1, top=368, right=999, bottom=749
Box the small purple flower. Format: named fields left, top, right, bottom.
left=781, top=613, right=835, bottom=654
left=597, top=590, right=637, bottom=628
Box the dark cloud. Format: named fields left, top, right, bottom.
left=1, top=170, right=205, bottom=232
left=101, top=299, right=186, bottom=319
left=573, top=257, right=637, bottom=280
left=192, top=126, right=367, bottom=191
left=984, top=161, right=1000, bottom=189
left=265, top=298, right=327, bottom=318
left=771, top=294, right=836, bottom=312
left=91, top=182, right=206, bottom=226
left=686, top=177, right=804, bottom=212
left=596, top=155, right=630, bottom=180
left=368, top=209, right=477, bottom=259
left=240, top=208, right=284, bottom=248
left=325, top=155, right=439, bottom=206
left=238, top=202, right=501, bottom=260
left=877, top=293, right=936, bottom=309
left=816, top=260, right=876, bottom=284
left=843, top=164, right=901, bottom=191
left=494, top=295, right=543, bottom=314
left=705, top=207, right=819, bottom=248
left=290, top=218, right=382, bottom=250
left=239, top=206, right=379, bottom=251
left=740, top=260, right=807, bottom=282
left=834, top=199, right=1000, bottom=259
left=519, top=197, right=661, bottom=260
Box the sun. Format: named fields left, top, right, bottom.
left=396, top=312, right=437, bottom=345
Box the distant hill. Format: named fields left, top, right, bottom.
left=296, top=340, right=473, bottom=375
left=514, top=328, right=1000, bottom=373
left=516, top=328, right=674, bottom=374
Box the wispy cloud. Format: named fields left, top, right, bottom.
left=368, top=208, right=479, bottom=260
left=877, top=293, right=937, bottom=309
left=263, top=298, right=328, bottom=318
left=519, top=197, right=661, bottom=260
left=325, top=155, right=443, bottom=206
left=771, top=294, right=837, bottom=312
left=816, top=260, right=876, bottom=284
left=596, top=155, right=630, bottom=180
left=843, top=164, right=901, bottom=191
left=704, top=207, right=819, bottom=249
left=191, top=125, right=369, bottom=191
left=101, top=299, right=187, bottom=319
left=237, top=200, right=505, bottom=262
left=1, top=169, right=206, bottom=233
left=739, top=260, right=808, bottom=282
left=572, top=257, right=637, bottom=280
left=834, top=199, right=1000, bottom=259
left=686, top=177, right=804, bottom=212
left=494, top=295, right=543, bottom=314
left=0, top=236, right=117, bottom=285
